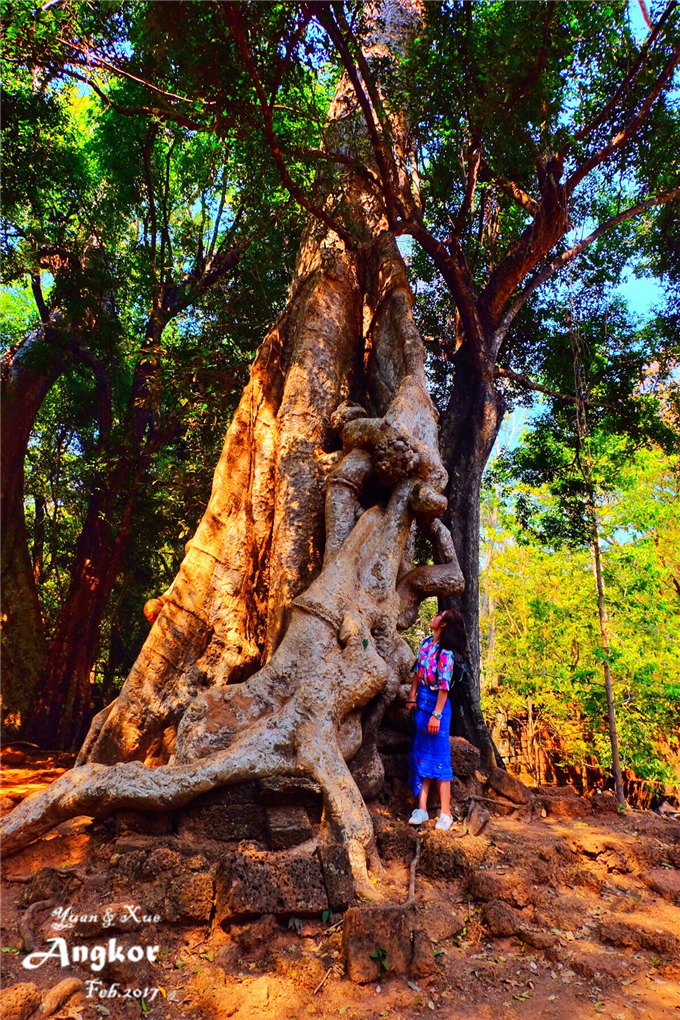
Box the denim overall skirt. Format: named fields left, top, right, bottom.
left=408, top=685, right=453, bottom=798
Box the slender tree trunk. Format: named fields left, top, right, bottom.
left=590, top=517, right=626, bottom=808
left=25, top=470, right=142, bottom=751
left=439, top=339, right=506, bottom=768
left=570, top=313, right=626, bottom=808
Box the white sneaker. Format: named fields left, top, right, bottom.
left=408, top=808, right=429, bottom=826
left=435, top=813, right=453, bottom=831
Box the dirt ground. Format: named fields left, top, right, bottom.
left=1, top=753, right=679, bottom=1020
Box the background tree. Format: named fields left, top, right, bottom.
left=484, top=274, right=679, bottom=798
left=1, top=33, right=299, bottom=747
left=481, top=445, right=680, bottom=793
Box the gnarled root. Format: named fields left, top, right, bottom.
left=75, top=699, right=117, bottom=767
left=0, top=731, right=296, bottom=859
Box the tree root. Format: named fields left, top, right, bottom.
left=404, top=838, right=421, bottom=908
left=0, top=734, right=295, bottom=859
left=20, top=897, right=56, bottom=952
left=75, top=699, right=116, bottom=767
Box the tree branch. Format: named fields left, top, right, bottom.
left=452, top=143, right=482, bottom=240
left=282, top=144, right=381, bottom=187
left=567, top=0, right=677, bottom=148
left=493, top=186, right=680, bottom=350
left=494, top=366, right=613, bottom=410
left=405, top=219, right=484, bottom=350
left=56, top=37, right=216, bottom=109
left=502, top=1, right=556, bottom=114
left=30, top=273, right=49, bottom=325
left=220, top=2, right=354, bottom=247
left=140, top=129, right=160, bottom=310
left=269, top=8, right=314, bottom=104
left=567, top=36, right=680, bottom=191
left=207, top=169, right=229, bottom=262
left=479, top=160, right=539, bottom=215
left=62, top=69, right=207, bottom=133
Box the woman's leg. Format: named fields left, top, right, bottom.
left=418, top=777, right=431, bottom=812
left=438, top=780, right=451, bottom=817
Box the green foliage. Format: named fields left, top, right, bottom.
left=370, top=946, right=389, bottom=979
left=2, top=10, right=301, bottom=711
left=481, top=447, right=680, bottom=788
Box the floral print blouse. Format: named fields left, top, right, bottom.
left=416, top=635, right=455, bottom=691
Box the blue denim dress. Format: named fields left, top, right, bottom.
left=408, top=685, right=453, bottom=797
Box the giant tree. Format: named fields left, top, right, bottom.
left=3, top=0, right=678, bottom=880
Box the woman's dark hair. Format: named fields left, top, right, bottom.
left=438, top=608, right=467, bottom=657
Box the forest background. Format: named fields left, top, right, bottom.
left=2, top=0, right=679, bottom=801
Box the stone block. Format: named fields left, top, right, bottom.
left=376, top=728, right=411, bottom=753
left=570, top=949, right=631, bottom=982
left=116, top=810, right=172, bottom=836
left=0, top=983, right=42, bottom=1020
left=419, top=903, right=466, bottom=943
left=376, top=820, right=418, bottom=864
left=380, top=753, right=409, bottom=779
left=177, top=803, right=267, bottom=843
left=485, top=766, right=531, bottom=805
left=482, top=900, right=523, bottom=937
left=644, top=867, right=680, bottom=905
left=1, top=749, right=26, bottom=766
left=349, top=750, right=385, bottom=800
left=469, top=870, right=533, bottom=907
left=518, top=929, right=557, bottom=950
left=468, top=803, right=490, bottom=836
left=449, top=737, right=480, bottom=777
left=166, top=872, right=215, bottom=923
left=265, top=805, right=313, bottom=850
left=216, top=847, right=328, bottom=920
left=317, top=844, right=355, bottom=911
left=189, top=781, right=260, bottom=808
left=599, top=919, right=678, bottom=956
left=410, top=928, right=436, bottom=978
left=112, top=850, right=150, bottom=884
left=258, top=776, right=324, bottom=822
left=142, top=848, right=182, bottom=879
left=420, top=830, right=483, bottom=880
left=343, top=905, right=411, bottom=983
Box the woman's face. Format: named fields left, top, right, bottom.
left=430, top=613, right=444, bottom=636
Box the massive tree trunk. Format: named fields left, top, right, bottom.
left=1, top=152, right=467, bottom=880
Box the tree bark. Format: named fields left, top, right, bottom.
left=439, top=339, right=506, bottom=768
left=0, top=332, right=64, bottom=732
left=24, top=467, right=143, bottom=751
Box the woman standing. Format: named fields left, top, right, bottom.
left=406, top=608, right=467, bottom=830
